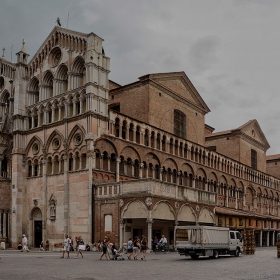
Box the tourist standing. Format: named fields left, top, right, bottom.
left=75, top=237, right=84, bottom=259
left=21, top=234, right=29, bottom=252
left=60, top=234, right=70, bottom=258
left=99, top=236, right=110, bottom=260
left=127, top=238, right=133, bottom=260
left=141, top=237, right=148, bottom=260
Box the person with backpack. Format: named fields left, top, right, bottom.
left=99, top=236, right=110, bottom=260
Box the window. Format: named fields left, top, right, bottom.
left=218, top=217, right=222, bottom=226
left=230, top=232, right=235, bottom=239
left=174, top=110, right=186, bottom=139
left=251, top=149, right=257, bottom=170
left=239, top=219, right=243, bottom=226
left=229, top=218, right=232, bottom=227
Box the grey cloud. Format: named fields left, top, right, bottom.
left=189, top=36, right=221, bottom=73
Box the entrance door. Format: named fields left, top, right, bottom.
left=34, top=221, right=42, bottom=248
left=133, top=228, right=142, bottom=239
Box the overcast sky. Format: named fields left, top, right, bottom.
left=1, top=0, right=280, bottom=155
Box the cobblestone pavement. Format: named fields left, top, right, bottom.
left=0, top=247, right=280, bottom=280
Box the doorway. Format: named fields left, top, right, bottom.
left=34, top=221, right=42, bottom=248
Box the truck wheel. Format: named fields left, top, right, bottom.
left=234, top=249, right=240, bottom=257
left=213, top=250, right=219, bottom=259
left=190, top=254, right=199, bottom=259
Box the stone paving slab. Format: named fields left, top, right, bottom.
left=0, top=247, right=279, bottom=280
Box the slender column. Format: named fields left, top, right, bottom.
left=73, top=100, right=76, bottom=116
left=0, top=212, right=2, bottom=237
left=273, top=231, right=275, bottom=246
left=3, top=211, right=6, bottom=238
left=51, top=159, right=55, bottom=174
left=0, top=157, right=2, bottom=177
left=59, top=159, right=62, bottom=173
left=31, top=113, right=35, bottom=128
left=63, top=155, right=70, bottom=234
left=31, top=163, right=35, bottom=177
left=79, top=97, right=83, bottom=114
left=73, top=155, right=76, bottom=171
left=226, top=186, right=229, bottom=207
left=139, top=163, right=143, bottom=178
left=147, top=219, right=153, bottom=252
left=260, top=230, right=263, bottom=247
left=116, top=158, right=120, bottom=182
left=160, top=168, right=163, bottom=181
left=267, top=231, right=270, bottom=247
left=38, top=113, right=41, bottom=127
left=119, top=219, right=124, bottom=249
left=79, top=155, right=82, bottom=170
left=51, top=105, right=55, bottom=123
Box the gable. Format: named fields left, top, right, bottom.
left=147, top=72, right=210, bottom=115
left=236, top=120, right=270, bottom=151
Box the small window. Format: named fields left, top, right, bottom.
left=230, top=232, right=235, bottom=239
left=229, top=218, right=232, bottom=227
left=249, top=219, right=252, bottom=226
left=174, top=109, right=186, bottom=139
left=239, top=219, right=243, bottom=226
left=218, top=217, right=222, bottom=226
left=236, top=232, right=241, bottom=240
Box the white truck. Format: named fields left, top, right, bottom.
left=174, top=225, right=243, bottom=259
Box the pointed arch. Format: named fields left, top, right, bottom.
left=152, top=201, right=175, bottom=220
left=25, top=135, right=44, bottom=156
left=121, top=200, right=148, bottom=219
left=45, top=129, right=65, bottom=153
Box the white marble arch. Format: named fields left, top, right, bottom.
left=122, top=200, right=148, bottom=219
left=198, top=207, right=214, bottom=224
left=152, top=201, right=175, bottom=220
left=177, top=204, right=196, bottom=223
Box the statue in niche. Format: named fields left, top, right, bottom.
left=50, top=199, right=56, bottom=219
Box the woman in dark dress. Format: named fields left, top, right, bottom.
left=141, top=237, right=148, bottom=261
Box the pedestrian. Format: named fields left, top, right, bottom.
left=99, top=236, right=110, bottom=260
left=75, top=237, right=84, bottom=259
left=60, top=234, right=70, bottom=258
left=141, top=237, right=148, bottom=260
left=21, top=234, right=29, bottom=252
left=127, top=238, right=133, bottom=260
left=133, top=236, right=140, bottom=260
left=153, top=236, right=158, bottom=251
left=69, top=236, right=74, bottom=251
left=39, top=241, right=44, bottom=251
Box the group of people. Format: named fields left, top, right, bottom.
left=61, top=234, right=90, bottom=258
left=17, top=233, right=168, bottom=261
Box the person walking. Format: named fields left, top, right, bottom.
left=133, top=236, right=140, bottom=260
left=60, top=234, right=70, bottom=258
left=127, top=238, right=133, bottom=260
left=21, top=234, right=29, bottom=252
left=99, top=236, right=110, bottom=260
left=75, top=237, right=84, bottom=259
left=141, top=236, right=148, bottom=261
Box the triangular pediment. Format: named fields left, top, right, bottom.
left=233, top=119, right=270, bottom=151
left=140, top=72, right=210, bottom=114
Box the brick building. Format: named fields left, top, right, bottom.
left=1, top=25, right=280, bottom=249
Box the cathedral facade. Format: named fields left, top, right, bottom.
left=0, top=26, right=280, bottom=249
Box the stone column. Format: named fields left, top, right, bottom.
left=266, top=231, right=270, bottom=247
left=119, top=219, right=124, bottom=249
left=147, top=218, right=153, bottom=251
left=0, top=212, right=2, bottom=237
left=139, top=163, right=143, bottom=178
left=260, top=230, right=263, bottom=247
left=3, top=211, right=6, bottom=238
left=63, top=155, right=70, bottom=234
left=116, top=158, right=120, bottom=182
left=273, top=231, right=275, bottom=246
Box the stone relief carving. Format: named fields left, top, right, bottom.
left=119, top=199, right=124, bottom=207
left=145, top=197, right=153, bottom=206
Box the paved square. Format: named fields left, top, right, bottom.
left=0, top=247, right=279, bottom=280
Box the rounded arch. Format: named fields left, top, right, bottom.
left=152, top=201, right=175, bottom=220
left=122, top=200, right=148, bottom=219
left=71, top=56, right=85, bottom=73
left=198, top=207, right=214, bottom=225
left=120, top=146, right=141, bottom=161
left=95, top=138, right=118, bottom=157
left=143, top=152, right=160, bottom=167
left=177, top=204, right=196, bottom=223
left=162, top=158, right=178, bottom=171
left=196, top=168, right=207, bottom=180
left=179, top=163, right=194, bottom=175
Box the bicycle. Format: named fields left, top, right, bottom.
left=154, top=243, right=169, bottom=254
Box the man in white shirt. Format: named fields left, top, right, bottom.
left=159, top=235, right=167, bottom=251
left=21, top=234, right=29, bottom=252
